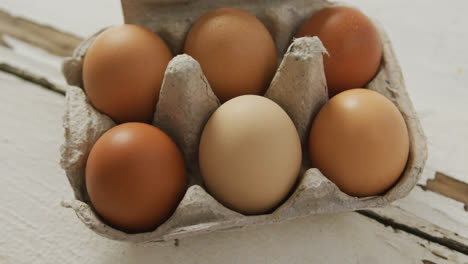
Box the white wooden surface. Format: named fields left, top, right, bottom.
left=0, top=0, right=123, bottom=38
left=1, top=0, right=468, bottom=263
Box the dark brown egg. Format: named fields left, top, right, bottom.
left=296, top=7, right=382, bottom=96
left=83, top=24, right=173, bottom=123
left=85, top=123, right=186, bottom=233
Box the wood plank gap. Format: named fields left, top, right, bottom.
left=421, top=172, right=468, bottom=212
left=0, top=9, right=82, bottom=57
left=358, top=210, right=468, bottom=256
left=0, top=62, right=65, bottom=95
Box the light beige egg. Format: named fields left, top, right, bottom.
left=199, top=95, right=302, bottom=215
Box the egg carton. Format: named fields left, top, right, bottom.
left=60, top=0, right=427, bottom=242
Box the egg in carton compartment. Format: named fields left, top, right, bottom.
left=60, top=0, right=427, bottom=242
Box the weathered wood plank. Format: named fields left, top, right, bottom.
left=0, top=0, right=122, bottom=38
left=0, top=39, right=67, bottom=94
left=425, top=172, right=468, bottom=211
left=395, top=186, right=468, bottom=240
left=362, top=206, right=468, bottom=255
left=0, top=9, right=82, bottom=57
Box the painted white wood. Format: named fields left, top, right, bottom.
left=0, top=0, right=123, bottom=38
left=395, top=187, right=468, bottom=239
left=0, top=72, right=465, bottom=263
left=368, top=204, right=468, bottom=251
left=0, top=36, right=67, bottom=93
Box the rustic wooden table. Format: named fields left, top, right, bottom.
left=1, top=0, right=467, bottom=263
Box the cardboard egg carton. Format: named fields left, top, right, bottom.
left=60, top=0, right=427, bottom=242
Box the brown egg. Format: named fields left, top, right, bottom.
left=184, top=8, right=278, bottom=102
left=308, top=89, right=409, bottom=197
left=199, top=95, right=302, bottom=215
left=85, top=123, right=186, bottom=233
left=296, top=7, right=382, bottom=97
left=83, top=24, right=173, bottom=123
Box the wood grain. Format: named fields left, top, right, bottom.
left=0, top=38, right=67, bottom=94
left=0, top=9, right=82, bottom=57
left=395, top=186, right=468, bottom=243
left=424, top=172, right=468, bottom=212
left=361, top=207, right=468, bottom=255
left=0, top=62, right=65, bottom=95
